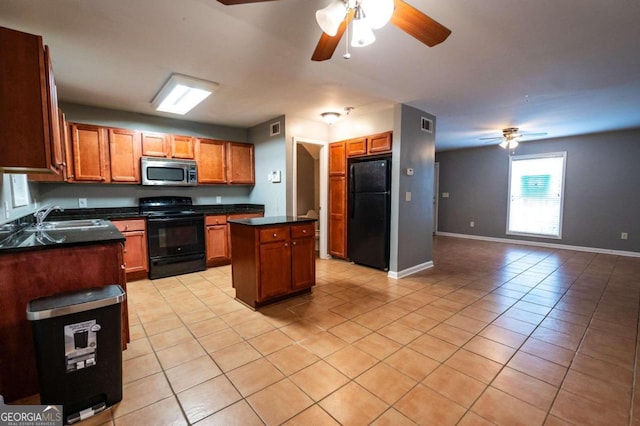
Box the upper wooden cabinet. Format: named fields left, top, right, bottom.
left=141, top=132, right=168, bottom=157
left=0, top=26, right=63, bottom=173
left=228, top=142, right=255, bottom=184
left=346, top=131, right=392, bottom=157
left=67, top=124, right=141, bottom=184
left=141, top=132, right=195, bottom=159
left=108, top=128, right=141, bottom=183
left=197, top=139, right=227, bottom=184
left=68, top=123, right=110, bottom=182
left=170, top=135, right=195, bottom=159
left=329, top=142, right=346, bottom=176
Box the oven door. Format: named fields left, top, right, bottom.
left=147, top=214, right=205, bottom=258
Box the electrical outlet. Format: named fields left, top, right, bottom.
left=621, top=232, right=628, bottom=240
left=216, top=196, right=222, bottom=204
left=442, top=192, right=449, bottom=198
left=405, top=192, right=412, bottom=202
left=78, top=198, right=88, bottom=208
left=470, top=221, right=475, bottom=228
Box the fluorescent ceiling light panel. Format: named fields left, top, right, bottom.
left=152, top=73, right=219, bottom=115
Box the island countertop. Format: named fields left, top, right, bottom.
left=228, top=216, right=316, bottom=227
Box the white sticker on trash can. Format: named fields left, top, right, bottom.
left=64, top=320, right=98, bottom=373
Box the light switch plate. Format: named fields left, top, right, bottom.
left=78, top=198, right=88, bottom=208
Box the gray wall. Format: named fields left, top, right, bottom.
left=248, top=116, right=287, bottom=216
left=436, top=128, right=640, bottom=253
left=390, top=104, right=436, bottom=273
left=29, top=103, right=255, bottom=209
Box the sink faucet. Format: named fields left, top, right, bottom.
left=34, top=205, right=64, bottom=227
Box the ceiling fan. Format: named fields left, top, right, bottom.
left=480, top=127, right=548, bottom=149
left=216, top=0, right=452, bottom=61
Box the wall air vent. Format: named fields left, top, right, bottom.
left=270, top=121, right=281, bottom=136
left=421, top=117, right=433, bottom=133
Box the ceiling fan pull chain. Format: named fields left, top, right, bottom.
left=343, top=18, right=351, bottom=59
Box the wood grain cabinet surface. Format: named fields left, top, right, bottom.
left=230, top=221, right=316, bottom=308
left=197, top=138, right=227, bottom=184
left=113, top=219, right=148, bottom=280
left=0, top=27, right=63, bottom=173
left=227, top=142, right=255, bottom=184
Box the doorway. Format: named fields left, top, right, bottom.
left=292, top=137, right=328, bottom=259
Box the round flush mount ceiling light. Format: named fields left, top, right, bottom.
left=321, top=112, right=341, bottom=124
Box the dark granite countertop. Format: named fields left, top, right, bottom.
left=42, top=204, right=265, bottom=221
left=0, top=221, right=125, bottom=253
left=0, top=204, right=264, bottom=253
left=229, top=216, right=317, bottom=226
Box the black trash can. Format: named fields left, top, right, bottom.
left=27, top=285, right=126, bottom=424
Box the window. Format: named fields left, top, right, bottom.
left=507, top=152, right=567, bottom=238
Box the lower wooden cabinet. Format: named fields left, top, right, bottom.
left=206, top=215, right=229, bottom=266
left=230, top=220, right=316, bottom=308
left=113, top=219, right=148, bottom=281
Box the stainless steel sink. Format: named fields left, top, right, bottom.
left=26, top=219, right=109, bottom=231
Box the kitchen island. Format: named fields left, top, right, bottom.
left=229, top=216, right=317, bottom=308
left=0, top=220, right=128, bottom=402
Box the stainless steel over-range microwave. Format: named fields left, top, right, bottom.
left=141, top=157, right=198, bottom=186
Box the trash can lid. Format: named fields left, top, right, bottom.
left=27, top=285, right=126, bottom=320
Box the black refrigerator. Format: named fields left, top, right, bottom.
left=348, top=157, right=391, bottom=270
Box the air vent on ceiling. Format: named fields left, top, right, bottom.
left=270, top=121, right=281, bottom=136
left=421, top=117, right=433, bottom=133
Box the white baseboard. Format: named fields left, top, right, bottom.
left=388, top=261, right=434, bottom=280
left=435, top=232, right=640, bottom=258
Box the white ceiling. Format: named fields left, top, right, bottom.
left=2, top=0, right=640, bottom=151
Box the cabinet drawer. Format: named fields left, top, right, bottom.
left=113, top=219, right=145, bottom=232
left=291, top=223, right=315, bottom=239
left=206, top=215, right=227, bottom=226
left=259, top=227, right=289, bottom=243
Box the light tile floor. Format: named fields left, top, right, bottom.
left=72, top=237, right=640, bottom=424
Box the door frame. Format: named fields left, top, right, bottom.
left=292, top=137, right=328, bottom=259
left=434, top=162, right=439, bottom=234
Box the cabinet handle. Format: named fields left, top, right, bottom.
left=284, top=243, right=288, bottom=247
left=123, top=248, right=127, bottom=253
left=273, top=233, right=277, bottom=237
left=121, top=264, right=126, bottom=270
left=302, top=229, right=307, bottom=233
left=293, top=241, right=296, bottom=246
left=125, top=225, right=129, bottom=231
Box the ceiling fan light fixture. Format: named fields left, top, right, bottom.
left=152, top=73, right=219, bottom=115
left=321, top=111, right=341, bottom=124
left=351, top=7, right=376, bottom=47
left=315, top=0, right=347, bottom=37
left=360, top=0, right=394, bottom=29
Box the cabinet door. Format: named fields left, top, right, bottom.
left=141, top=132, right=168, bottom=157
left=113, top=219, right=148, bottom=277
left=109, top=128, right=141, bottom=183
left=69, top=123, right=109, bottom=182
left=259, top=241, right=292, bottom=300
left=228, top=142, right=255, bottom=184
left=291, top=236, right=315, bottom=290
left=0, top=28, right=61, bottom=173
left=171, top=135, right=195, bottom=159
left=197, top=138, right=227, bottom=184
left=122, top=231, right=148, bottom=275
left=329, top=142, right=346, bottom=176
left=44, top=46, right=63, bottom=172
left=368, top=132, right=392, bottom=154
left=346, top=137, right=367, bottom=157
left=329, top=175, right=347, bottom=258
left=206, top=215, right=229, bottom=264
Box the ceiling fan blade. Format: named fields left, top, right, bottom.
left=479, top=136, right=503, bottom=141
left=521, top=132, right=548, bottom=137
left=390, top=0, right=451, bottom=47
left=217, top=0, right=279, bottom=5
left=311, top=11, right=354, bottom=62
